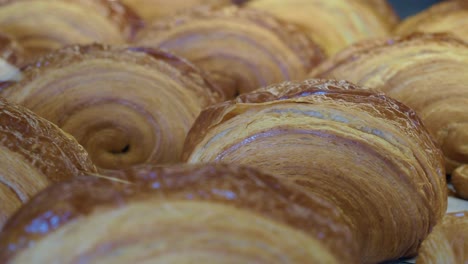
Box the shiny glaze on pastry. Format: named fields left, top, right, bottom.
left=452, top=165, right=468, bottom=200
left=417, top=211, right=468, bottom=264
left=244, top=0, right=392, bottom=56
left=183, top=79, right=447, bottom=263
left=310, top=33, right=468, bottom=174
left=0, top=96, right=96, bottom=228
left=120, top=0, right=233, bottom=22
left=135, top=6, right=324, bottom=99
left=395, top=0, right=468, bottom=43
left=1, top=44, right=222, bottom=171
left=0, top=0, right=142, bottom=61
left=0, top=164, right=358, bottom=263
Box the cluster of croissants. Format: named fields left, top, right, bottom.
left=0, top=0, right=467, bottom=263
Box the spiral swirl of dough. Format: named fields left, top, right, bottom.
left=0, top=0, right=142, bottom=61
left=183, top=79, right=447, bottom=263
left=244, top=0, right=393, bottom=56
left=1, top=44, right=222, bottom=171
left=395, top=0, right=468, bottom=43
left=135, top=6, right=324, bottom=99
left=310, top=33, right=468, bottom=174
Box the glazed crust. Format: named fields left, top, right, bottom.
left=244, top=0, right=391, bottom=56
left=0, top=96, right=96, bottom=227
left=417, top=211, right=468, bottom=264
left=310, top=33, right=468, bottom=173
left=182, top=79, right=447, bottom=263
left=0, top=164, right=357, bottom=263
left=1, top=44, right=222, bottom=170
left=135, top=5, right=324, bottom=98
left=0, top=0, right=142, bottom=61
left=395, top=0, right=468, bottom=43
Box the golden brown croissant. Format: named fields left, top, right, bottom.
left=134, top=6, right=324, bottom=99
left=1, top=44, right=222, bottom=171
left=120, top=0, right=233, bottom=22
left=310, top=33, right=468, bottom=174
left=0, top=96, right=96, bottom=228
left=453, top=165, right=468, bottom=200
left=243, top=0, right=393, bottom=56
left=182, top=79, right=447, bottom=263
left=0, top=164, right=358, bottom=263
left=395, top=0, right=468, bottom=43
left=0, top=0, right=141, bottom=61
left=417, top=211, right=468, bottom=264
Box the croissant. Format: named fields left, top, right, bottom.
left=395, top=0, right=468, bottom=43
left=417, top=211, right=468, bottom=264
left=0, top=164, right=359, bottom=263
left=182, top=79, right=447, bottom=263
left=310, top=33, right=468, bottom=174
left=0, top=0, right=141, bottom=61
left=134, top=6, right=324, bottom=99
left=1, top=44, right=222, bottom=171
left=0, top=34, right=23, bottom=83
left=0, top=96, right=96, bottom=228
left=453, top=165, right=468, bottom=200
left=243, top=0, right=394, bottom=56
left=120, top=0, right=234, bottom=22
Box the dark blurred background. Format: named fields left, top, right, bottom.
left=388, top=0, right=441, bottom=18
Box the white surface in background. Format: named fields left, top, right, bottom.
left=0, top=59, right=21, bottom=82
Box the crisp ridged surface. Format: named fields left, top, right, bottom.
left=0, top=164, right=357, bottom=263
left=452, top=165, right=468, bottom=200
left=0, top=0, right=142, bottom=61
left=1, top=44, right=222, bottom=171
left=183, top=79, right=447, bottom=263
left=120, top=0, right=233, bottom=22
left=310, top=33, right=468, bottom=174
left=0, top=96, right=96, bottom=228
left=417, top=211, right=468, bottom=264
left=395, top=0, right=468, bottom=43
left=135, top=6, right=324, bottom=99
left=245, top=0, right=391, bottom=56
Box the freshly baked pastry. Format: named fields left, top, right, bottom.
left=310, top=33, right=468, bottom=174
left=0, top=164, right=358, bottom=263
left=135, top=6, right=324, bottom=99
left=120, top=0, right=233, bottom=22
left=0, top=34, right=23, bottom=83
left=0, top=96, right=96, bottom=228
left=0, top=0, right=141, bottom=61
left=395, top=0, right=468, bottom=43
left=452, top=165, right=468, bottom=200
left=1, top=44, right=222, bottom=171
left=417, top=211, right=468, bottom=264
left=244, top=0, right=393, bottom=56
left=183, top=79, right=447, bottom=263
